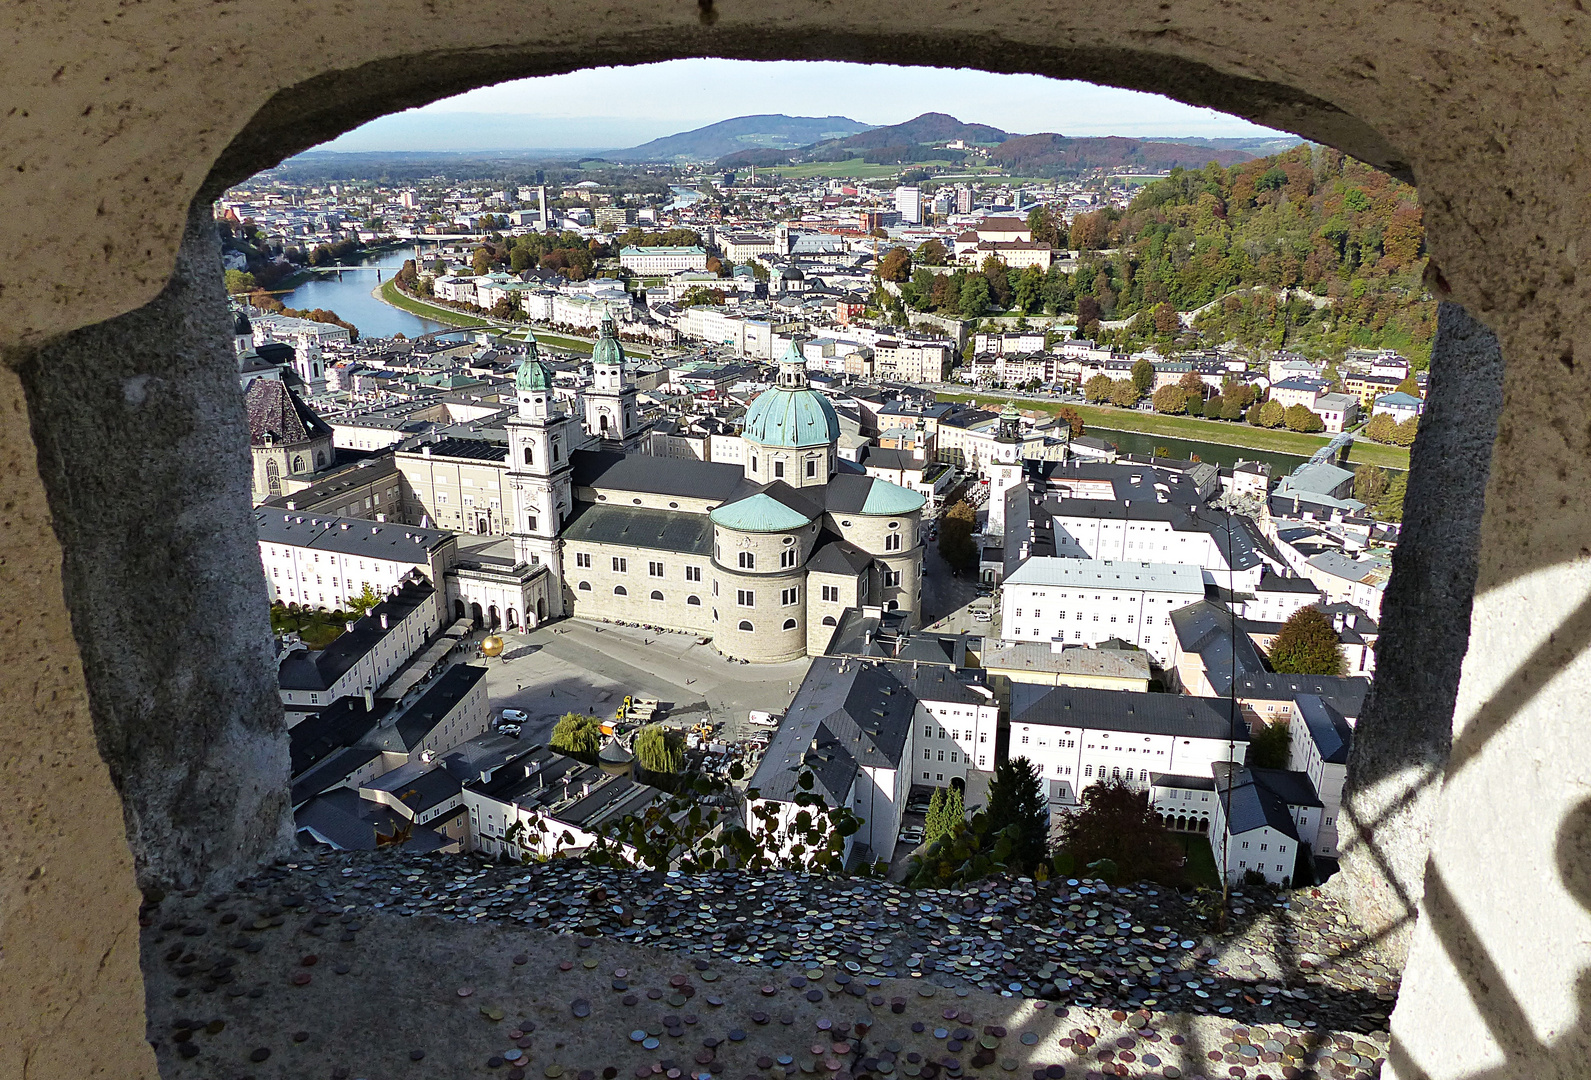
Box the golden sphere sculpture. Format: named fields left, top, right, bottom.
left=480, top=634, right=506, bottom=657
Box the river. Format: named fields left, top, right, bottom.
left=667, top=185, right=706, bottom=209
left=279, top=247, right=449, bottom=339
left=1090, top=427, right=1312, bottom=476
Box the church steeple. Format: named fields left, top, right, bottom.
left=583, top=315, right=648, bottom=451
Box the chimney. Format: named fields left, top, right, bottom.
left=363, top=687, right=374, bottom=711
left=581, top=781, right=590, bottom=798
left=344, top=620, right=356, bottom=632
left=286, top=500, right=297, bottom=510
left=380, top=612, right=389, bottom=630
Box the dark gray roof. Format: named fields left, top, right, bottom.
left=1292, top=692, right=1352, bottom=764
left=806, top=533, right=874, bottom=576
left=257, top=511, right=454, bottom=560
left=277, top=579, right=436, bottom=691
left=294, top=787, right=452, bottom=853
left=463, top=744, right=661, bottom=829
left=1151, top=773, right=1216, bottom=790
left=364, top=664, right=486, bottom=753
left=401, top=437, right=508, bottom=462
left=562, top=503, right=713, bottom=556
left=1232, top=673, right=1371, bottom=718
left=1168, top=600, right=1268, bottom=696
left=861, top=446, right=923, bottom=472
left=1215, top=766, right=1301, bottom=841
left=290, top=743, right=383, bottom=807
left=1250, top=767, right=1323, bottom=808
left=289, top=696, right=390, bottom=775
left=258, top=455, right=403, bottom=512
left=1009, top=684, right=1249, bottom=744
left=571, top=449, right=745, bottom=502
left=749, top=658, right=917, bottom=806
left=361, top=760, right=463, bottom=816
left=246, top=378, right=333, bottom=447
left=1258, top=570, right=1323, bottom=594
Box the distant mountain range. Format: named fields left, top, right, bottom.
left=603, top=114, right=875, bottom=163
left=614, top=111, right=1291, bottom=176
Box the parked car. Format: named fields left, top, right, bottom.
left=898, top=825, right=925, bottom=846
left=497, top=724, right=521, bottom=737
left=972, top=610, right=991, bottom=623
left=500, top=708, right=529, bottom=724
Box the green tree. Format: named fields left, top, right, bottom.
left=1131, top=358, right=1156, bottom=395
left=984, top=757, right=1050, bottom=871
left=345, top=583, right=381, bottom=618
left=509, top=247, right=533, bottom=272
left=471, top=246, right=494, bottom=275
left=550, top=712, right=604, bottom=757
left=1394, top=375, right=1421, bottom=397
left=1248, top=720, right=1292, bottom=769
left=1283, top=404, right=1325, bottom=432
left=679, top=285, right=727, bottom=307
left=1257, top=399, right=1286, bottom=428
left=959, top=275, right=991, bottom=319
left=915, top=238, right=950, bottom=266
left=1364, top=412, right=1398, bottom=443
left=1392, top=416, right=1420, bottom=446
left=1152, top=384, right=1189, bottom=414
left=1084, top=373, right=1114, bottom=404
left=1269, top=607, right=1346, bottom=675
left=1012, top=265, right=1044, bottom=314
left=981, top=256, right=1013, bottom=310
left=1054, top=777, right=1184, bottom=886
left=937, top=499, right=978, bottom=572
left=1354, top=464, right=1391, bottom=503
left=877, top=246, right=912, bottom=283
left=633, top=724, right=684, bottom=774
left=1027, top=205, right=1062, bottom=248
left=924, top=788, right=946, bottom=844
left=1375, top=472, right=1408, bottom=522
left=224, top=269, right=257, bottom=294
left=1109, top=378, right=1142, bottom=408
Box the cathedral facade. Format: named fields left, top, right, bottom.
left=507, top=320, right=927, bottom=663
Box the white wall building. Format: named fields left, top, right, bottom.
left=1000, top=558, right=1205, bottom=663
left=1007, top=684, right=1249, bottom=809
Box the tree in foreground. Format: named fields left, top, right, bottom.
left=985, top=757, right=1050, bottom=872
left=633, top=724, right=684, bottom=774
left=549, top=712, right=604, bottom=757
left=1054, top=777, right=1185, bottom=886
left=1268, top=606, right=1346, bottom=675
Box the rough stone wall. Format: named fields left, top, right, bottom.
left=1335, top=302, right=1503, bottom=958
left=12, top=203, right=293, bottom=892
left=0, top=363, right=157, bottom=1078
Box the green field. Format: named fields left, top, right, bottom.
left=936, top=392, right=1412, bottom=470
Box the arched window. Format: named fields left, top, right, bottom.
left=292, top=455, right=305, bottom=473
left=782, top=618, right=797, bottom=631
left=265, top=458, right=281, bottom=495
left=613, top=585, right=627, bottom=596
left=523, top=446, right=533, bottom=465
left=737, top=620, right=753, bottom=632
left=506, top=608, right=518, bottom=628
left=315, top=451, right=326, bottom=468
left=686, top=595, right=701, bottom=606
left=578, top=581, right=591, bottom=591
left=821, top=615, right=836, bottom=627
left=650, top=590, right=664, bottom=601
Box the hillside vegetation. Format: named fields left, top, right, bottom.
left=1080, top=145, right=1435, bottom=365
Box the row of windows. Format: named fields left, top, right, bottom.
left=923, top=726, right=988, bottom=743
left=923, top=749, right=962, bottom=762
left=1013, top=610, right=1151, bottom=625
left=1082, top=766, right=1151, bottom=780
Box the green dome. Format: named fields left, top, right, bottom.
left=710, top=493, right=814, bottom=533
left=591, top=315, right=625, bottom=368
left=743, top=338, right=840, bottom=449
left=515, top=336, right=552, bottom=392
left=860, top=478, right=927, bottom=515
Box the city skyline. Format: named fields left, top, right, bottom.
left=320, top=59, right=1288, bottom=153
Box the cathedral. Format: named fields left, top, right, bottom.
left=505, top=318, right=927, bottom=663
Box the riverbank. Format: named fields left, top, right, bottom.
left=378, top=279, right=654, bottom=356
left=937, top=392, right=1412, bottom=470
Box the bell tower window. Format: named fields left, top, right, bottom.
left=523, top=446, right=533, bottom=465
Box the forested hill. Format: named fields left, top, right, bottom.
left=989, top=134, right=1253, bottom=173
left=1082, top=145, right=1434, bottom=363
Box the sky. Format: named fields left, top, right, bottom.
left=318, top=59, right=1286, bottom=153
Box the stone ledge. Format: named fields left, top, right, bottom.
left=139, top=853, right=1393, bottom=1079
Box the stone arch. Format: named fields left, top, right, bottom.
left=506, top=607, right=518, bottom=628
left=454, top=598, right=466, bottom=621
left=2, top=16, right=1545, bottom=1074
left=536, top=598, right=547, bottom=622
